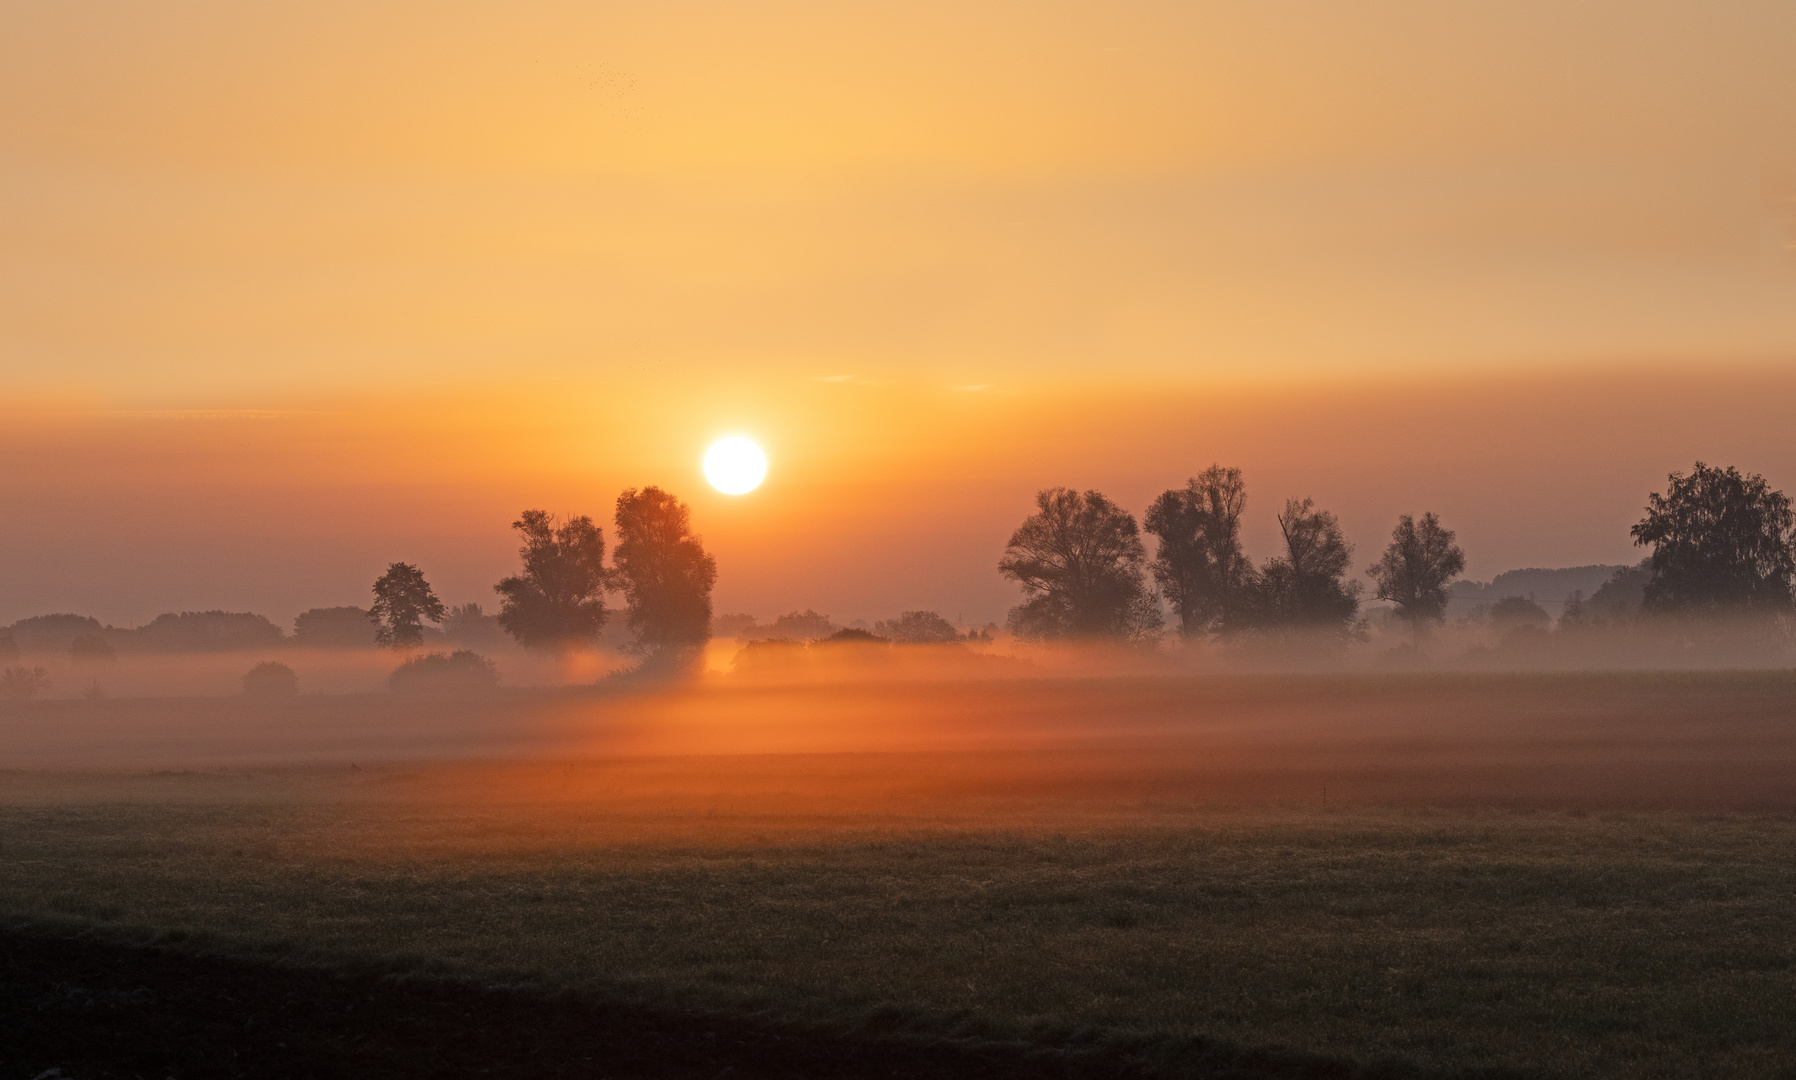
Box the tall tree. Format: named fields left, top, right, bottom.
left=1251, top=498, right=1361, bottom=630
left=369, top=562, right=445, bottom=648
left=494, top=510, right=612, bottom=650
left=1143, top=465, right=1251, bottom=636
left=999, top=487, right=1162, bottom=640
left=1630, top=462, right=1796, bottom=613
left=1367, top=513, right=1465, bottom=627
left=613, top=487, right=718, bottom=658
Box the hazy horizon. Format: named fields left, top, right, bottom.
left=4, top=0, right=1795, bottom=629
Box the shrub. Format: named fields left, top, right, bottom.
left=293, top=606, right=378, bottom=648
left=762, top=610, right=839, bottom=641
left=243, top=661, right=300, bottom=698
left=7, top=614, right=103, bottom=653
left=1488, top=596, right=1551, bottom=629
left=823, top=628, right=887, bottom=644
left=0, top=667, right=52, bottom=701
left=136, top=611, right=286, bottom=652
left=388, top=650, right=500, bottom=696
left=872, top=610, right=960, bottom=644
left=69, top=632, right=116, bottom=662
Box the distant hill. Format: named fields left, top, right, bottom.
left=1448, top=565, right=1631, bottom=615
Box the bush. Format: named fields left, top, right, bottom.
left=0, top=667, right=51, bottom=701
left=135, top=611, right=285, bottom=652
left=1488, top=595, right=1551, bottom=629
left=243, top=661, right=300, bottom=698
left=7, top=614, right=103, bottom=653
left=69, top=632, right=116, bottom=662
left=388, top=650, right=500, bottom=696
left=823, top=628, right=887, bottom=644
left=292, top=606, right=378, bottom=648
left=872, top=610, right=960, bottom=644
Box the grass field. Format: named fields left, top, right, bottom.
left=4, top=671, right=1796, bottom=1078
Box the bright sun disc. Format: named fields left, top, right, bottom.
left=704, top=437, right=767, bottom=494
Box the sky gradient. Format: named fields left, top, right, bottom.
left=3, top=1, right=1794, bottom=627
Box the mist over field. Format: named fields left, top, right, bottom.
left=7, top=1, right=1796, bottom=1076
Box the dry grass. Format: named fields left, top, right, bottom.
left=6, top=671, right=1796, bottom=1077
left=2, top=785, right=1793, bottom=1079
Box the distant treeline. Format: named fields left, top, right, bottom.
left=0, top=604, right=509, bottom=659
left=995, top=461, right=1795, bottom=642
left=5, top=461, right=1786, bottom=667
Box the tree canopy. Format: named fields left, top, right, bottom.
left=1368, top=513, right=1466, bottom=625
left=613, top=487, right=718, bottom=659
left=874, top=610, right=960, bottom=644
left=1143, top=465, right=1251, bottom=636
left=999, top=487, right=1161, bottom=641
left=1248, top=497, right=1361, bottom=631
left=494, top=511, right=612, bottom=650
left=293, top=606, right=377, bottom=648
left=1630, top=462, right=1796, bottom=614
left=369, top=562, right=445, bottom=649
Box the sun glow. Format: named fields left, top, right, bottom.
left=704, top=437, right=767, bottom=495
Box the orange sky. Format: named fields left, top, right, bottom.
left=2, top=1, right=1794, bottom=627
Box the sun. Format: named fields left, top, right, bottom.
left=704, top=437, right=767, bottom=495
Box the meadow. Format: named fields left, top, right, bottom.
left=4, top=670, right=1796, bottom=1078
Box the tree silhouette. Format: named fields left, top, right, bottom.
left=494, top=511, right=612, bottom=650
left=293, top=606, right=377, bottom=648
left=1368, top=513, right=1465, bottom=627
left=243, top=661, right=299, bottom=698
left=1630, top=462, right=1796, bottom=613
left=874, top=610, right=960, bottom=644
left=69, top=632, right=117, bottom=662
left=613, top=487, right=718, bottom=660
left=1000, top=487, right=1161, bottom=640
left=369, top=562, right=445, bottom=649
left=389, top=650, right=500, bottom=696
left=1587, top=559, right=1650, bottom=620
left=1250, top=498, right=1361, bottom=630
left=1144, top=465, right=1252, bottom=636
left=0, top=667, right=51, bottom=701
left=1488, top=595, right=1550, bottom=629
left=762, top=610, right=837, bottom=641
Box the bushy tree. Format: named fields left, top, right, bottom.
left=135, top=611, right=284, bottom=652
left=7, top=614, right=103, bottom=653
left=243, top=660, right=299, bottom=698
left=824, top=628, right=885, bottom=644
left=761, top=611, right=838, bottom=641
left=69, top=632, right=116, bottom=662
left=1144, top=465, right=1252, bottom=636
left=369, top=562, right=446, bottom=649
left=494, top=511, right=612, bottom=650
left=441, top=603, right=507, bottom=648
left=1586, top=560, right=1650, bottom=620
left=1249, top=498, right=1361, bottom=630
left=293, top=606, right=378, bottom=648
left=0, top=667, right=51, bottom=701
left=874, top=610, right=960, bottom=644
left=1368, top=513, right=1466, bottom=627
left=613, top=487, right=718, bottom=658
left=1488, top=595, right=1550, bottom=629
left=388, top=650, right=500, bottom=696
left=1630, top=462, right=1796, bottom=613
left=999, top=487, right=1161, bottom=641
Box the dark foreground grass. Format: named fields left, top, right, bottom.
left=2, top=792, right=1793, bottom=1078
